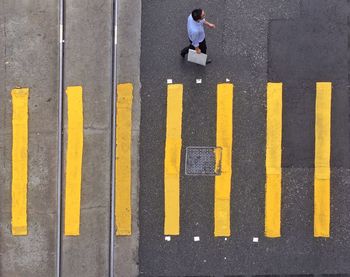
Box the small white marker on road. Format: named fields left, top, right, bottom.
left=224, top=237, right=228, bottom=241
left=167, top=79, right=173, bottom=84
left=194, top=236, right=200, bottom=242
left=253, top=237, right=259, bottom=242
left=165, top=236, right=171, bottom=241
left=226, top=78, right=230, bottom=82
left=196, top=79, right=202, bottom=84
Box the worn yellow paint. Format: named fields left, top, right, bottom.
left=116, top=83, right=133, bottom=236
left=64, top=86, right=83, bottom=236
left=314, top=82, right=331, bottom=237
left=215, top=83, right=233, bottom=237
left=11, top=88, right=29, bottom=235
left=265, top=82, right=282, bottom=238
left=214, top=147, right=222, bottom=175
left=164, top=84, right=183, bottom=235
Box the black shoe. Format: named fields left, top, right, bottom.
left=206, top=59, right=212, bottom=64
left=180, top=52, right=186, bottom=59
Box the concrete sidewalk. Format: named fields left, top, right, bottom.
left=0, top=0, right=141, bottom=276
left=116, top=0, right=141, bottom=276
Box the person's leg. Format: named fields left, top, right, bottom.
left=181, top=40, right=195, bottom=57
left=199, top=39, right=211, bottom=64
left=181, top=39, right=192, bottom=57
left=199, top=39, right=207, bottom=54
left=181, top=45, right=191, bottom=57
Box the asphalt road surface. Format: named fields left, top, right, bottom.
left=139, top=0, right=350, bottom=276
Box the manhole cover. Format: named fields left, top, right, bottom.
left=185, top=146, right=222, bottom=176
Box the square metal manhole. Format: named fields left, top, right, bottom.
left=185, top=146, right=222, bottom=176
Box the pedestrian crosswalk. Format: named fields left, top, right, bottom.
left=3, top=81, right=332, bottom=238
left=265, top=83, right=282, bottom=238
left=4, top=84, right=134, bottom=237
left=64, top=86, right=83, bottom=236
left=164, top=84, right=183, bottom=235
left=314, top=82, right=332, bottom=237
left=164, top=81, right=332, bottom=238
left=215, top=83, right=234, bottom=237
left=11, top=88, right=29, bottom=236
left=116, top=83, right=134, bottom=236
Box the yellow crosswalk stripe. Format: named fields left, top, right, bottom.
left=314, top=82, right=332, bottom=237
left=64, top=86, right=84, bottom=236
left=11, top=88, right=29, bottom=236
left=116, top=83, right=133, bottom=236
left=265, top=82, right=282, bottom=238
left=215, top=83, right=233, bottom=237
left=164, top=84, right=183, bottom=235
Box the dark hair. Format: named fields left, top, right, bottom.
left=191, top=9, right=203, bottom=21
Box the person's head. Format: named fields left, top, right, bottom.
left=192, top=9, right=205, bottom=22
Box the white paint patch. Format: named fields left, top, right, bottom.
left=224, top=257, right=227, bottom=260
left=167, top=79, right=173, bottom=84
left=60, top=24, right=63, bottom=43
left=194, top=236, right=200, bottom=242
left=253, top=237, right=259, bottom=242
left=196, top=79, right=202, bottom=84
left=224, top=237, right=228, bottom=241
left=165, top=236, right=171, bottom=241
left=226, top=78, right=230, bottom=82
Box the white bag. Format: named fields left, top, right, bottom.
left=187, top=49, right=207, bottom=66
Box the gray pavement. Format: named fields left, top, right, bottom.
left=139, top=0, right=350, bottom=276
left=1, top=0, right=350, bottom=276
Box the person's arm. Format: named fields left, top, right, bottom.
left=191, top=32, right=201, bottom=54
left=203, top=19, right=216, bottom=29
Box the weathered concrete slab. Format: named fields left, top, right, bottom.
left=61, top=0, right=112, bottom=276
left=0, top=0, right=141, bottom=275
left=115, top=1, right=141, bottom=276
left=0, top=1, right=58, bottom=276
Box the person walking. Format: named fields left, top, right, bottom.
left=180, top=9, right=216, bottom=64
